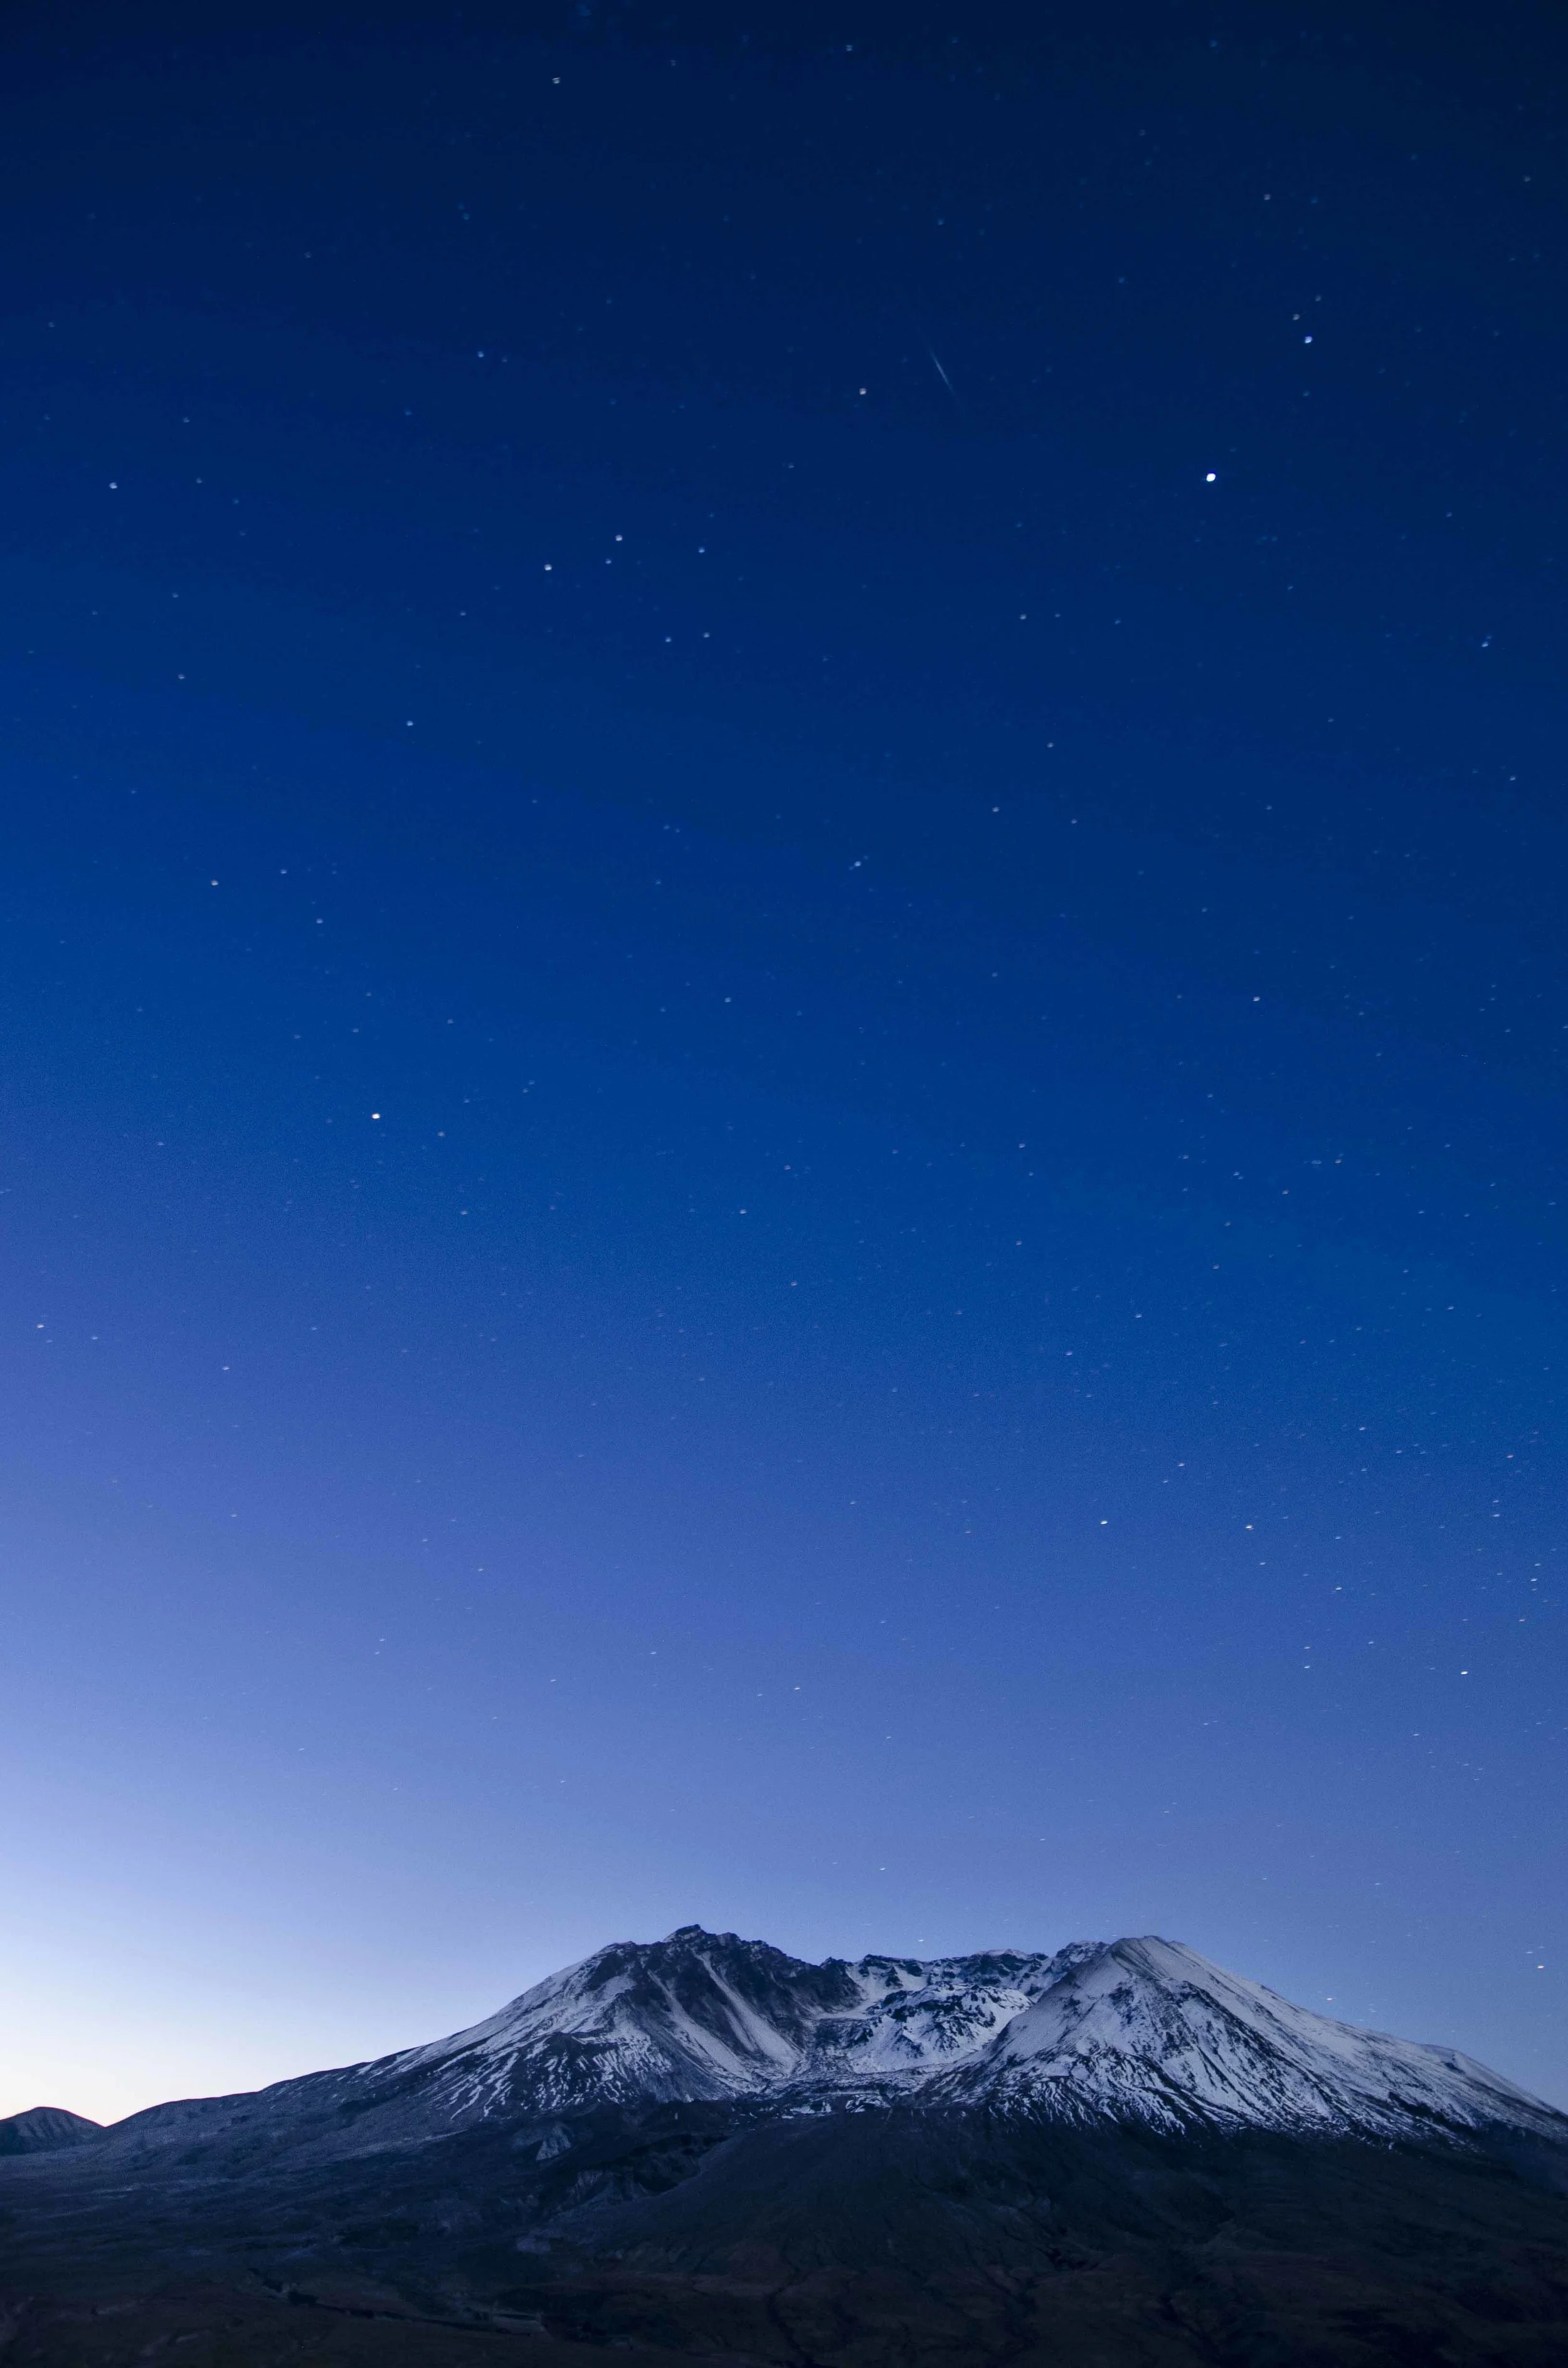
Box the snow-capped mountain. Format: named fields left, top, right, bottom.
left=11, top=1931, right=1567, bottom=2367
left=99, top=1925, right=1565, bottom=2157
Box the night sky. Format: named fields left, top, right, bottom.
left=2, top=0, right=1564, bottom=2124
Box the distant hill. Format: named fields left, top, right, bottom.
left=0, top=2106, right=102, bottom=2155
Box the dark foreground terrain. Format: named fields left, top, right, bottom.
left=5, top=2103, right=1568, bottom=2365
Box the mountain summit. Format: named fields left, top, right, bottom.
left=100, top=1924, right=1564, bottom=2160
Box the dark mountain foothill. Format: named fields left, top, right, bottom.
left=0, top=2112, right=102, bottom=2158
left=4, top=1929, right=1567, bottom=2364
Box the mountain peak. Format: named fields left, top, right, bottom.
left=931, top=1931, right=1560, bottom=2139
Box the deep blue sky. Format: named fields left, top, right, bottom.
left=1, top=0, right=1564, bottom=2121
